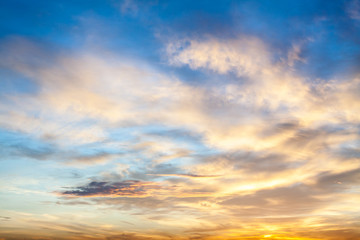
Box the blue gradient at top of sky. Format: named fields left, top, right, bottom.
left=1, top=0, right=359, bottom=85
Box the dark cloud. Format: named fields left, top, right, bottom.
left=60, top=180, right=161, bottom=197
left=0, top=216, right=11, bottom=221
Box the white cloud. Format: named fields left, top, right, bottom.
left=1, top=37, right=359, bottom=197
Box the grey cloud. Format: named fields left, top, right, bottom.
left=201, top=151, right=300, bottom=174
left=145, top=128, right=203, bottom=143
left=335, top=147, right=360, bottom=160
left=260, top=121, right=300, bottom=138
left=347, top=0, right=360, bottom=20
left=0, top=216, right=11, bottom=221
left=0, top=136, right=121, bottom=166
left=285, top=125, right=357, bottom=149
left=0, top=141, right=56, bottom=161
left=60, top=180, right=161, bottom=197
left=147, top=162, right=221, bottom=178
left=220, top=184, right=324, bottom=215
left=234, top=153, right=300, bottom=173
left=315, top=168, right=360, bottom=191
left=67, top=151, right=120, bottom=165
left=56, top=200, right=92, bottom=206
left=94, top=197, right=200, bottom=217
left=93, top=196, right=167, bottom=211
left=148, top=173, right=221, bottom=178
left=0, top=36, right=57, bottom=75
left=285, top=128, right=326, bottom=149
left=219, top=168, right=360, bottom=218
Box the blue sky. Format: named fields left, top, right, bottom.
left=0, top=1, right=360, bottom=240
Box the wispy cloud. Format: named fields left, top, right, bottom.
left=347, top=0, right=360, bottom=20
left=147, top=173, right=221, bottom=178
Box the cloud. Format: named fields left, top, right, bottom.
left=315, top=168, right=360, bottom=191
left=60, top=180, right=162, bottom=197
left=0, top=216, right=11, bottom=221
left=65, top=152, right=118, bottom=166
left=347, top=0, right=360, bottom=20
left=0, top=39, right=200, bottom=147
left=148, top=173, right=221, bottom=178
left=220, top=183, right=324, bottom=215
left=56, top=200, right=92, bottom=206
left=2, top=36, right=359, bottom=156
left=0, top=139, right=55, bottom=161
left=0, top=210, right=177, bottom=240
left=1, top=38, right=358, bottom=205
left=1, top=34, right=360, bottom=240
left=0, top=136, right=120, bottom=166
left=287, top=43, right=306, bottom=67
left=120, top=0, right=139, bottom=16
left=167, top=37, right=272, bottom=77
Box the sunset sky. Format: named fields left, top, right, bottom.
left=0, top=1, right=360, bottom=239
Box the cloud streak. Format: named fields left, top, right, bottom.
left=60, top=180, right=161, bottom=198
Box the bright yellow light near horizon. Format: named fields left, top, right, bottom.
left=260, top=236, right=321, bottom=240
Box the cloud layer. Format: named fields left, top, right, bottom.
left=1, top=1, right=360, bottom=239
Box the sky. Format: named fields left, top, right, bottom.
left=0, top=0, right=360, bottom=239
